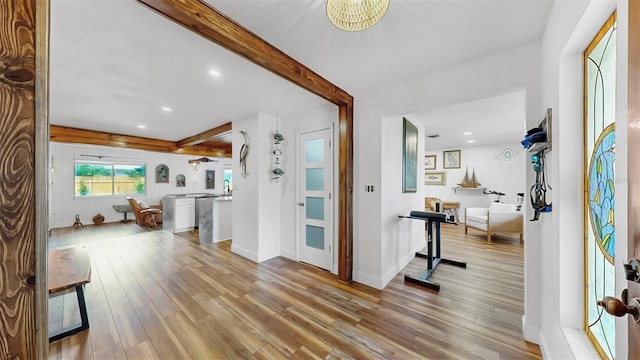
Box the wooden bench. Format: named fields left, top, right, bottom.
left=48, top=247, right=91, bottom=342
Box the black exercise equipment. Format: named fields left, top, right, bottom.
left=398, top=210, right=467, bottom=291
left=483, top=189, right=506, bottom=202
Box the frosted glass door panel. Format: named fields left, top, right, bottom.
left=298, top=127, right=333, bottom=271
left=306, top=225, right=325, bottom=250
left=306, top=168, right=324, bottom=191
left=305, top=138, right=324, bottom=162
left=306, top=197, right=324, bottom=221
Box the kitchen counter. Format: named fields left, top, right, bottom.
left=163, top=195, right=232, bottom=236
left=165, top=193, right=217, bottom=198
left=198, top=197, right=232, bottom=243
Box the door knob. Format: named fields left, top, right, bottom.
left=624, top=259, right=640, bottom=282
left=298, top=202, right=304, bottom=207
left=597, top=294, right=640, bottom=322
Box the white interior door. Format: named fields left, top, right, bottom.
left=298, top=127, right=333, bottom=271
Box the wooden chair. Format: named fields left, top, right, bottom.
left=126, top=197, right=162, bottom=228
left=425, top=197, right=441, bottom=212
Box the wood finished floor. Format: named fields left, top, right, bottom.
left=48, top=222, right=541, bottom=359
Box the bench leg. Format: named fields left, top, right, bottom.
left=77, top=284, right=89, bottom=331
left=49, top=284, right=90, bottom=342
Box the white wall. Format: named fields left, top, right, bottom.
left=49, top=142, right=231, bottom=229
left=353, top=41, right=542, bottom=290
left=538, top=0, right=627, bottom=358
left=256, top=112, right=282, bottom=262
left=278, top=103, right=338, bottom=266
left=424, top=143, right=526, bottom=222
left=231, top=112, right=283, bottom=263
left=380, top=115, right=425, bottom=288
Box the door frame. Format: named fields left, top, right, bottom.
left=295, top=124, right=336, bottom=272
left=33, top=0, right=354, bottom=356
left=628, top=0, right=640, bottom=358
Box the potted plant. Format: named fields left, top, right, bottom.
left=79, top=180, right=88, bottom=196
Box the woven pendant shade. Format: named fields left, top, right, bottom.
left=326, top=0, right=389, bottom=32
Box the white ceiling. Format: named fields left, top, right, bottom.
left=49, top=0, right=328, bottom=142
left=49, top=0, right=553, bottom=146
left=418, top=90, right=527, bottom=150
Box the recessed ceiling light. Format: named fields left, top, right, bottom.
left=209, top=70, right=221, bottom=77
left=467, top=140, right=476, bottom=143
left=137, top=125, right=146, bottom=129
left=162, top=107, right=172, bottom=112
left=463, top=131, right=472, bottom=135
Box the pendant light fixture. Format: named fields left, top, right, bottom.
left=187, top=156, right=218, bottom=165
left=326, top=0, right=389, bottom=32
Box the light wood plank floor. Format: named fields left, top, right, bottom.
left=48, top=222, right=541, bottom=359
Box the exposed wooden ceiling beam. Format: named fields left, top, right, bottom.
left=176, top=122, right=231, bottom=148
left=50, top=125, right=232, bottom=158
left=137, top=0, right=353, bottom=106
left=50, top=125, right=177, bottom=152
left=136, top=0, right=354, bottom=282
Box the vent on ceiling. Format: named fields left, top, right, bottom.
left=427, top=134, right=441, bottom=138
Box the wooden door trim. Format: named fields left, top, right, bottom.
left=137, top=0, right=354, bottom=281
left=629, top=1, right=640, bottom=358
left=1, top=0, right=49, bottom=357
left=35, top=0, right=50, bottom=356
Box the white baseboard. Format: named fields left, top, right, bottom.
left=354, top=270, right=383, bottom=290
left=257, top=250, right=279, bottom=263
left=535, top=323, right=599, bottom=359
left=522, top=315, right=540, bottom=344
left=539, top=330, right=552, bottom=360
left=381, top=240, right=425, bottom=289
left=51, top=222, right=66, bottom=229
left=231, top=243, right=259, bottom=262
left=280, top=248, right=296, bottom=261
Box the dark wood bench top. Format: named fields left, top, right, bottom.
left=49, top=247, right=91, bottom=293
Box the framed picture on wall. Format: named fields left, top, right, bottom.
left=424, top=154, right=436, bottom=170
left=443, top=150, right=461, bottom=169
left=176, top=174, right=185, bottom=187
left=402, top=118, right=418, bottom=193
left=155, top=164, right=169, bottom=183
left=425, top=171, right=446, bottom=185
left=205, top=170, right=215, bottom=189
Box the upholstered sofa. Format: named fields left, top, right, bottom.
left=465, top=202, right=523, bottom=243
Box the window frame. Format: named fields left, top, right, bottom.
left=74, top=160, right=147, bottom=198
left=583, top=12, right=617, bottom=360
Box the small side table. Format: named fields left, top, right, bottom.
left=112, top=204, right=132, bottom=222
left=437, top=201, right=460, bottom=223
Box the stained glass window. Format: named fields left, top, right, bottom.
left=584, top=13, right=616, bottom=360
